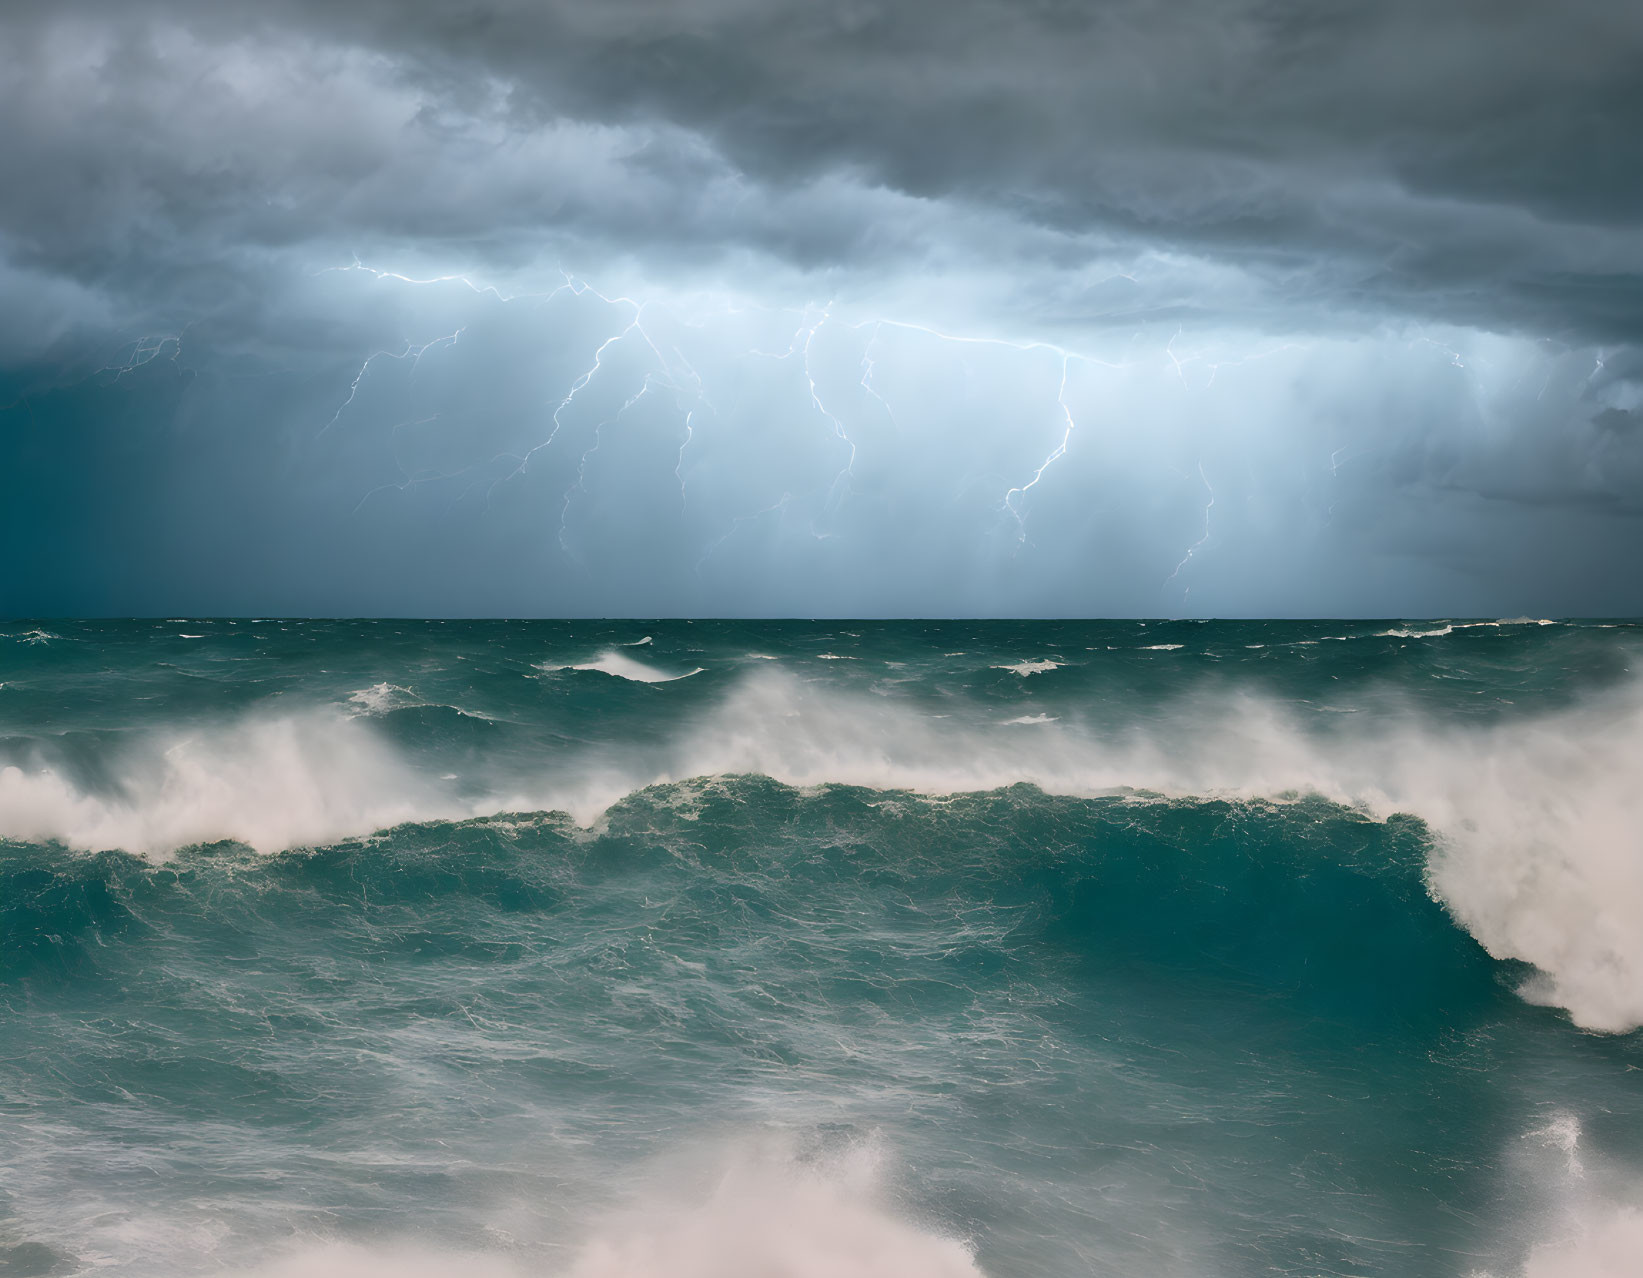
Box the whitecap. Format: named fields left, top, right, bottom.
left=346, top=683, right=419, bottom=716
left=993, top=659, right=1060, bottom=676
left=543, top=652, right=704, bottom=683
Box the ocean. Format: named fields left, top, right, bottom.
left=0, top=618, right=1639, bottom=1277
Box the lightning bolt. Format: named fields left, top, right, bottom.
left=745, top=303, right=857, bottom=503
left=798, top=305, right=859, bottom=516
left=494, top=311, right=642, bottom=486
left=98, top=334, right=182, bottom=380
left=455, top=275, right=707, bottom=554
left=666, top=344, right=718, bottom=513
left=1165, top=328, right=1198, bottom=386
left=1003, top=352, right=1078, bottom=544
left=857, top=323, right=897, bottom=428
left=832, top=316, right=1123, bottom=542
left=557, top=373, right=676, bottom=555
left=320, top=328, right=464, bottom=436
left=315, top=255, right=539, bottom=306
left=321, top=261, right=1308, bottom=600
left=675, top=408, right=699, bottom=515
left=1164, top=459, right=1215, bottom=602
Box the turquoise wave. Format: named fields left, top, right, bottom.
left=1, top=620, right=1640, bottom=1276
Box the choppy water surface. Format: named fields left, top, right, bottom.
left=2, top=619, right=1640, bottom=1276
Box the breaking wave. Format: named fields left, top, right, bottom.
left=2, top=664, right=1641, bottom=1031
left=0, top=712, right=458, bottom=857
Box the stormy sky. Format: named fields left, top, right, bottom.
left=3, top=0, right=1641, bottom=617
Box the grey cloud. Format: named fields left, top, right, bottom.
left=4, top=0, right=1643, bottom=343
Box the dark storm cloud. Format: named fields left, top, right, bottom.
left=4, top=0, right=1643, bottom=618
left=4, top=0, right=1643, bottom=341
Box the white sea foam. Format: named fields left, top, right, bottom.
left=1521, top=1208, right=1643, bottom=1278
left=232, top=1248, right=519, bottom=1278
left=993, top=659, right=1059, bottom=675
left=559, top=1137, right=980, bottom=1278
left=227, top=1136, right=981, bottom=1278
left=346, top=683, right=420, bottom=715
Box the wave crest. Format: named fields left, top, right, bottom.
left=0, top=712, right=450, bottom=858
left=540, top=651, right=704, bottom=683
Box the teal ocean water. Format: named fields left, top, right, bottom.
left=2, top=619, right=1640, bottom=1277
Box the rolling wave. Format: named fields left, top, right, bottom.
left=2, top=663, right=1641, bottom=1030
